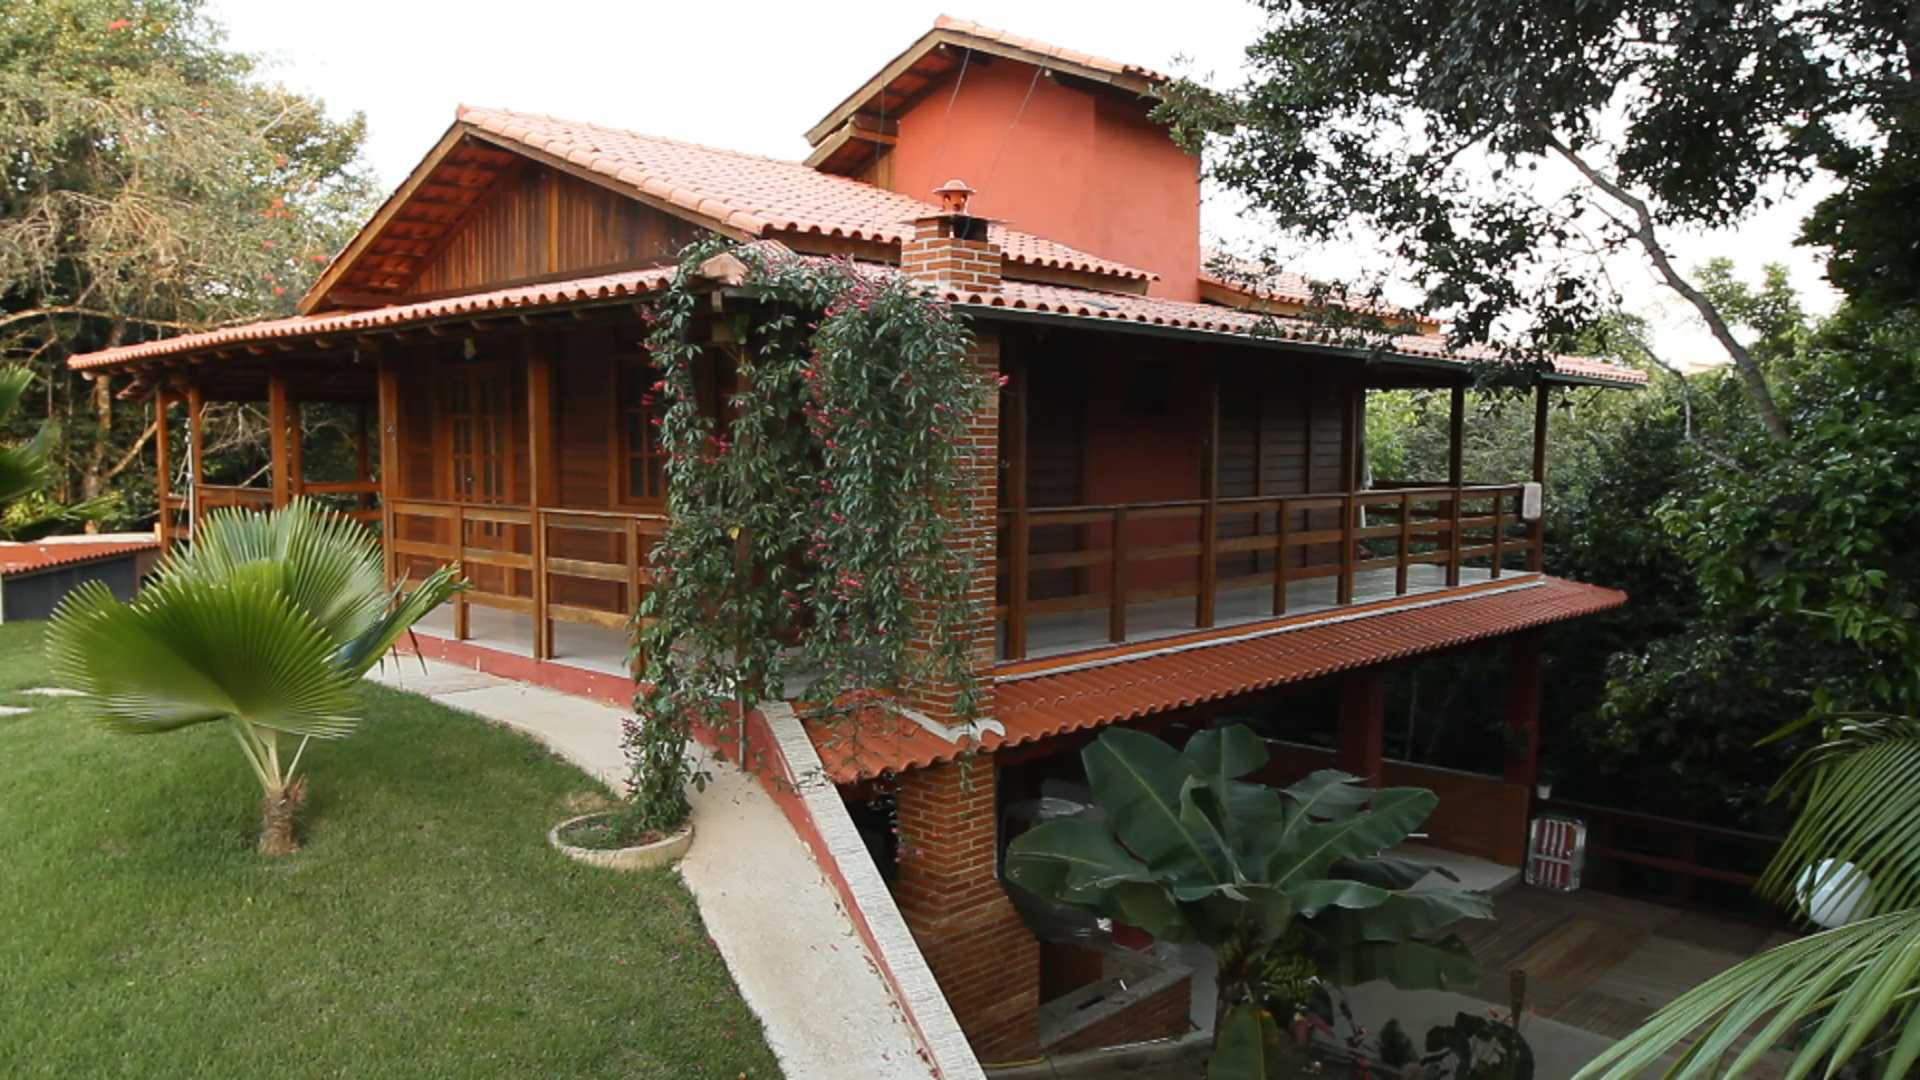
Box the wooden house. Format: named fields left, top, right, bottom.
left=70, top=16, right=1642, bottom=1069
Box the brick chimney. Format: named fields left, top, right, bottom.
left=901, top=180, right=1002, bottom=296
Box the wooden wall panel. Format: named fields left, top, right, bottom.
left=409, top=167, right=703, bottom=297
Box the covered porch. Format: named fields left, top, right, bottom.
left=116, top=270, right=714, bottom=675
left=994, top=323, right=1558, bottom=665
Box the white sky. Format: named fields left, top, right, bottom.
left=210, top=0, right=1840, bottom=366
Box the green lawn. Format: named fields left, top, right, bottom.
left=0, top=621, right=780, bottom=1079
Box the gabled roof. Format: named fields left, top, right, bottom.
left=810, top=576, right=1628, bottom=783
left=299, top=106, right=1155, bottom=312
left=805, top=15, right=1167, bottom=151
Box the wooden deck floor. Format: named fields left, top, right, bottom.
left=1452, top=885, right=1797, bottom=1072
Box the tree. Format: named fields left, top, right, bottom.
left=1160, top=0, right=1920, bottom=445
left=1580, top=711, right=1920, bottom=1077
left=45, top=501, right=462, bottom=855
left=1, top=0, right=373, bottom=525
left=1004, top=725, right=1491, bottom=1078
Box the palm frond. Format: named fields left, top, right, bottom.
left=161, top=499, right=390, bottom=648
left=332, top=563, right=466, bottom=679
left=0, top=366, right=54, bottom=504
left=46, top=575, right=359, bottom=739
left=1759, top=714, right=1920, bottom=919
left=1575, top=909, right=1920, bottom=1079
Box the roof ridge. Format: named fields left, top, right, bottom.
left=458, top=104, right=819, bottom=171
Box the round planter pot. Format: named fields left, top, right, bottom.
left=547, top=813, right=694, bottom=871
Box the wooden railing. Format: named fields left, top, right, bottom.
left=1536, top=798, right=1782, bottom=902
left=173, top=481, right=383, bottom=542
left=386, top=498, right=665, bottom=662
left=997, top=484, right=1539, bottom=660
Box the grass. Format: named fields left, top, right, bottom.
left=0, top=620, right=780, bottom=1079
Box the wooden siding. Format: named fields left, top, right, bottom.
left=408, top=166, right=702, bottom=297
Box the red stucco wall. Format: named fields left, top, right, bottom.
left=887, top=61, right=1201, bottom=300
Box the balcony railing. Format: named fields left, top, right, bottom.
left=386, top=499, right=667, bottom=662
left=996, top=484, right=1542, bottom=662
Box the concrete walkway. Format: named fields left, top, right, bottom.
left=368, top=656, right=933, bottom=1080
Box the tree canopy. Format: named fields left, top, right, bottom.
left=1162, top=0, right=1920, bottom=443
left=1, top=0, right=373, bottom=522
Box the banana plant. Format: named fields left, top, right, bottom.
left=1004, top=725, right=1493, bottom=1079
left=46, top=500, right=464, bottom=855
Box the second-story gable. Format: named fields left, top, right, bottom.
left=806, top=17, right=1201, bottom=301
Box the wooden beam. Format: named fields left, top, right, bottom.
left=297, top=123, right=473, bottom=314
left=355, top=403, right=373, bottom=511
left=153, top=388, right=173, bottom=547
left=526, top=339, right=556, bottom=660
left=267, top=372, right=291, bottom=507
left=1532, top=383, right=1550, bottom=484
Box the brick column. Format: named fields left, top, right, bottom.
left=898, top=201, right=1003, bottom=730
left=902, top=330, right=1001, bottom=729
left=893, top=759, right=1040, bottom=1061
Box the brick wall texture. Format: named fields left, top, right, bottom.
left=892, top=760, right=1040, bottom=1062
left=1047, top=975, right=1194, bottom=1055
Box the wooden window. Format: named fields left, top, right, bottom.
left=618, top=355, right=667, bottom=503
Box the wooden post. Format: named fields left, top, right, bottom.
left=1446, top=486, right=1464, bottom=588
left=1109, top=506, right=1129, bottom=642
left=185, top=383, right=205, bottom=536
left=1447, top=384, right=1466, bottom=487
left=1491, top=492, right=1506, bottom=579
left=1197, top=366, right=1220, bottom=628
left=153, top=388, right=173, bottom=547
left=1272, top=495, right=1290, bottom=616
left=1529, top=383, right=1549, bottom=572
left=288, top=400, right=304, bottom=502
left=376, top=357, right=401, bottom=588
left=527, top=342, right=556, bottom=660
left=355, top=403, right=373, bottom=511
left=1337, top=667, right=1388, bottom=786
left=267, top=373, right=290, bottom=507
left=1395, top=490, right=1412, bottom=595
left=1006, top=357, right=1030, bottom=659
left=1338, top=493, right=1356, bottom=605
left=1505, top=630, right=1545, bottom=786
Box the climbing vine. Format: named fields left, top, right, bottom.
left=619, top=238, right=991, bottom=834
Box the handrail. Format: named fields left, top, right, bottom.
left=997, top=483, right=1540, bottom=662
left=386, top=498, right=661, bottom=665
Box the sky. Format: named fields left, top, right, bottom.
left=209, top=0, right=1840, bottom=367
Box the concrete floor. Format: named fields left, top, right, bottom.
left=413, top=605, right=634, bottom=677
left=367, top=657, right=935, bottom=1080
left=1010, top=563, right=1505, bottom=660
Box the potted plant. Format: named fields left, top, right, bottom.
left=547, top=701, right=698, bottom=871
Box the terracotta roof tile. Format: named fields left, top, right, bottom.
left=809, top=576, right=1628, bottom=783
left=937, top=279, right=1648, bottom=386
left=0, top=535, right=157, bottom=576
left=931, top=16, right=1169, bottom=83
left=457, top=106, right=1153, bottom=284
left=68, top=266, right=681, bottom=370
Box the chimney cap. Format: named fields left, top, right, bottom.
left=932, top=178, right=975, bottom=214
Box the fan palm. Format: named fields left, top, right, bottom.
left=0, top=365, right=56, bottom=505
left=1578, top=710, right=1920, bottom=1078
left=46, top=500, right=463, bottom=855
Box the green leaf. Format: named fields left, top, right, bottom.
left=1185, top=725, right=1271, bottom=781
left=1004, top=816, right=1155, bottom=903
left=1272, top=787, right=1437, bottom=884
left=1209, top=1003, right=1284, bottom=1080
left=1081, top=728, right=1216, bottom=877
